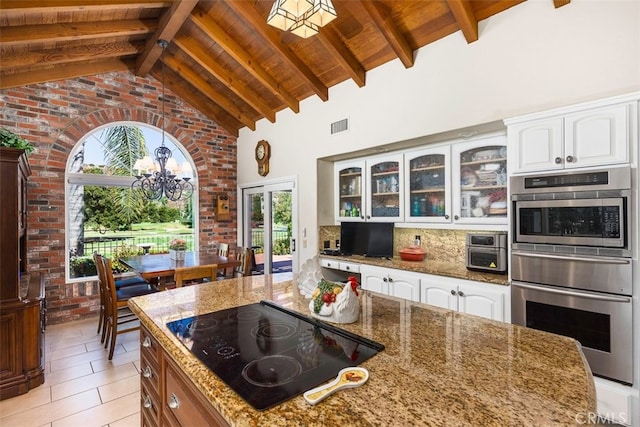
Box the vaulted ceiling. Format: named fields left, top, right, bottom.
left=0, top=0, right=570, bottom=137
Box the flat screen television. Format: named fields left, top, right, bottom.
left=340, top=222, right=394, bottom=258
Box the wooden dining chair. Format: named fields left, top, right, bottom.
left=232, top=247, right=253, bottom=277
left=101, top=256, right=159, bottom=360
left=93, top=253, right=149, bottom=341
left=174, top=264, right=219, bottom=288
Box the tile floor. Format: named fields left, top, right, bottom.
left=0, top=316, right=141, bottom=427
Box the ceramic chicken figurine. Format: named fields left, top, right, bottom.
left=308, top=276, right=360, bottom=324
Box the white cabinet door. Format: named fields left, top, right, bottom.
left=508, top=117, right=564, bottom=173
left=388, top=271, right=420, bottom=302
left=361, top=265, right=420, bottom=302
left=451, top=135, right=508, bottom=225
left=457, top=282, right=508, bottom=322
left=335, top=159, right=366, bottom=222
left=360, top=267, right=389, bottom=295
left=420, top=280, right=458, bottom=311
left=404, top=146, right=451, bottom=224
left=565, top=104, right=630, bottom=169
left=366, top=153, right=404, bottom=222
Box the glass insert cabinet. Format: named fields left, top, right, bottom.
left=334, top=134, right=507, bottom=225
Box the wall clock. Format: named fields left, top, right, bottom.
left=255, top=140, right=271, bottom=176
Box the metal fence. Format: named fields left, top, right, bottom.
left=79, top=234, right=195, bottom=257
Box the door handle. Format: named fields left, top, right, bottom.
left=291, top=238, right=296, bottom=252
left=512, top=251, right=630, bottom=265
left=512, top=282, right=631, bottom=303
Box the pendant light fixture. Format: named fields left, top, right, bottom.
left=267, top=0, right=337, bottom=39
left=132, top=39, right=194, bottom=201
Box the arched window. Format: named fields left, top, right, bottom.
left=65, top=122, right=198, bottom=282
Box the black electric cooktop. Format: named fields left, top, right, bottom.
left=166, top=300, right=384, bottom=411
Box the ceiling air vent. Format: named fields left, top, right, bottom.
left=330, top=118, right=349, bottom=135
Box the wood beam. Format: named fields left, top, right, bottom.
left=135, top=0, right=199, bottom=76
left=0, top=58, right=133, bottom=89
left=0, top=19, right=157, bottom=47
left=359, top=0, right=414, bottom=68
left=0, top=0, right=170, bottom=14
left=161, top=53, right=257, bottom=131
left=317, top=26, right=366, bottom=88
left=189, top=9, right=300, bottom=113
left=153, top=68, right=242, bottom=137
left=0, top=41, right=143, bottom=71
left=553, top=0, right=571, bottom=8
left=174, top=35, right=274, bottom=123
left=446, top=0, right=478, bottom=43
left=225, top=0, right=329, bottom=102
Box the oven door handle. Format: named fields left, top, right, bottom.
left=512, top=252, right=631, bottom=265
left=512, top=282, right=632, bottom=303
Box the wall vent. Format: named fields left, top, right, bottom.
left=330, top=118, right=349, bottom=135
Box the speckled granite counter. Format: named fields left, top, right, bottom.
left=320, top=254, right=510, bottom=285
left=129, top=273, right=595, bottom=426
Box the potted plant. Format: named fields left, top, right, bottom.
left=0, top=127, right=35, bottom=154
left=169, top=238, right=187, bottom=260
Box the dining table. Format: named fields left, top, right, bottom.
left=120, top=251, right=241, bottom=289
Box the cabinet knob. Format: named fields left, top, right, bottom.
left=345, top=266, right=350, bottom=270
left=143, top=395, right=152, bottom=409
left=566, top=155, right=574, bottom=163
left=365, top=215, right=369, bottom=219
left=142, top=337, right=151, bottom=348
left=454, top=215, right=459, bottom=220
left=555, top=157, right=563, bottom=164
left=388, top=277, right=393, bottom=282
left=450, top=290, right=456, bottom=296
left=458, top=290, right=465, bottom=297
left=383, top=277, right=388, bottom=282
left=444, top=214, right=449, bottom=220
left=142, top=366, right=152, bottom=378
left=168, top=392, right=180, bottom=409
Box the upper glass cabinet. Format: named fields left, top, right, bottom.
left=367, top=154, right=403, bottom=222
left=336, top=161, right=365, bottom=221
left=452, top=138, right=507, bottom=223
left=405, top=146, right=450, bottom=223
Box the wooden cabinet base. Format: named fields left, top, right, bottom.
left=139, top=325, right=230, bottom=427
left=0, top=297, right=45, bottom=401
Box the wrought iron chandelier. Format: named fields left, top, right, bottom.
left=267, top=0, right=337, bottom=38
left=131, top=39, right=194, bottom=202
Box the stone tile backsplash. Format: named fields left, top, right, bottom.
left=319, top=225, right=469, bottom=264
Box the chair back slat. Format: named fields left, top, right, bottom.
left=233, top=247, right=253, bottom=277
left=217, top=243, right=229, bottom=257
left=174, top=264, right=218, bottom=287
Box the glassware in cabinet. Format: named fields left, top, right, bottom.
left=369, top=158, right=401, bottom=219
left=457, top=144, right=507, bottom=219
left=405, top=147, right=450, bottom=222
left=337, top=164, right=364, bottom=219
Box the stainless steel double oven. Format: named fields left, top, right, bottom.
left=510, top=166, right=633, bottom=385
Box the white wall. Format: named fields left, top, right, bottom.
left=237, top=0, right=640, bottom=263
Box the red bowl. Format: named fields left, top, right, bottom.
left=399, top=247, right=426, bottom=261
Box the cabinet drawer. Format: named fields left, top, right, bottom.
left=320, top=258, right=340, bottom=269
left=141, top=380, right=160, bottom=426
left=164, top=357, right=229, bottom=427
left=339, top=261, right=360, bottom=273
left=140, top=351, right=160, bottom=397
left=140, top=326, right=160, bottom=365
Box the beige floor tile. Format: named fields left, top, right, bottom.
left=108, top=411, right=140, bottom=427
left=92, top=349, right=140, bottom=373
left=49, top=348, right=110, bottom=372
left=98, top=374, right=140, bottom=403
left=51, top=363, right=138, bottom=401
left=0, top=389, right=101, bottom=427
left=0, top=385, right=51, bottom=418
left=44, top=362, right=94, bottom=387
left=47, top=343, right=87, bottom=362
left=51, top=391, right=139, bottom=427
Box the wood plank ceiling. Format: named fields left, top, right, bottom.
left=0, top=0, right=569, bottom=137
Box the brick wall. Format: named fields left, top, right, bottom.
left=0, top=71, right=238, bottom=325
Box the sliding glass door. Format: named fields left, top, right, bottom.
left=241, top=180, right=296, bottom=275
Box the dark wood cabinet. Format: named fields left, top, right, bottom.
left=139, top=325, right=229, bottom=427
left=0, top=147, right=45, bottom=400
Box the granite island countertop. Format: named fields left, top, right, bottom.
left=320, top=254, right=510, bottom=285
left=128, top=273, right=595, bottom=426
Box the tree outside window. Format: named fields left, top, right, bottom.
left=66, top=123, right=196, bottom=280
